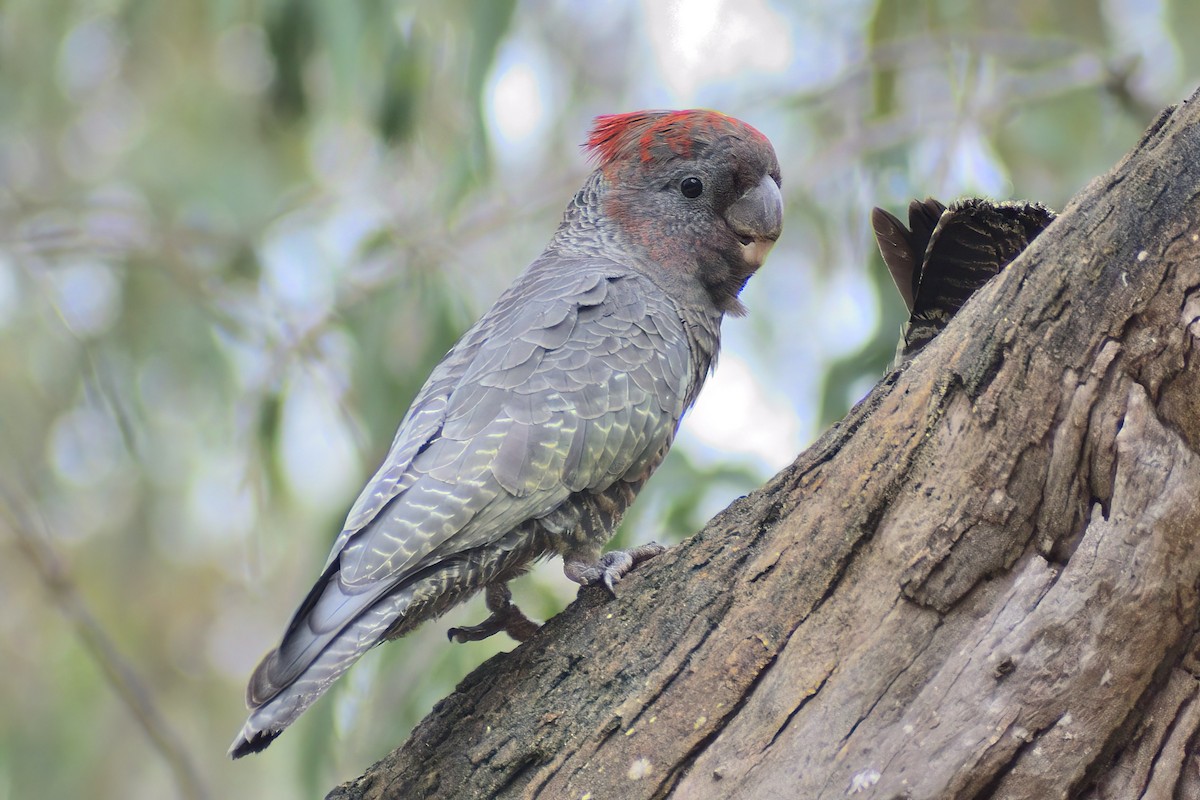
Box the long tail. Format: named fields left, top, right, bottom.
left=228, top=569, right=414, bottom=758
left=230, top=527, right=542, bottom=757
left=228, top=551, right=504, bottom=758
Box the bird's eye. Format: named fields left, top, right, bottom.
left=679, top=177, right=703, bottom=199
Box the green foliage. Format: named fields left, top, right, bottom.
left=0, top=1, right=1195, bottom=797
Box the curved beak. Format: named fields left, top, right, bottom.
left=725, top=174, right=784, bottom=269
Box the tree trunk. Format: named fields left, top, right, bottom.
left=328, top=90, right=1200, bottom=800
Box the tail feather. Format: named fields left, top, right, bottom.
left=229, top=581, right=418, bottom=758
left=244, top=562, right=392, bottom=708
left=230, top=547, right=521, bottom=757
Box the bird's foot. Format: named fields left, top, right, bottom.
left=564, top=543, right=666, bottom=597
left=447, top=582, right=539, bottom=643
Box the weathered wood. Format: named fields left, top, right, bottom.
left=329, top=90, right=1200, bottom=800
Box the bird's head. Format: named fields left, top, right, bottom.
left=583, top=109, right=783, bottom=315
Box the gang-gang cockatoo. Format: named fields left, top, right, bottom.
left=229, top=109, right=783, bottom=757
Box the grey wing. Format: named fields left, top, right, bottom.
left=318, top=264, right=610, bottom=569
left=335, top=262, right=691, bottom=585
left=261, top=261, right=692, bottom=688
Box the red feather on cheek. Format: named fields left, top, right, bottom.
left=601, top=187, right=728, bottom=286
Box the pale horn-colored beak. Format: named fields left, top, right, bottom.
left=725, top=174, right=784, bottom=269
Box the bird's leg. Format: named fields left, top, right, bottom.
left=563, top=542, right=666, bottom=597
left=447, top=582, right=539, bottom=644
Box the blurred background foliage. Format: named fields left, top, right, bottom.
left=0, top=0, right=1195, bottom=797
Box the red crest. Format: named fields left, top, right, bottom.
left=583, top=109, right=768, bottom=168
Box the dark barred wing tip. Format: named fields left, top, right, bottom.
left=906, top=197, right=946, bottom=244
left=870, top=206, right=918, bottom=313
left=916, top=198, right=1057, bottom=317
left=881, top=196, right=1056, bottom=362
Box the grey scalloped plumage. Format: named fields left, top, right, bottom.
left=230, top=110, right=784, bottom=758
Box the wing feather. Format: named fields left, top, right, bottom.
left=326, top=257, right=689, bottom=591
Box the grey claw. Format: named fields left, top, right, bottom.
left=566, top=542, right=666, bottom=595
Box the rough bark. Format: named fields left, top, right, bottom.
left=328, top=90, right=1200, bottom=800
